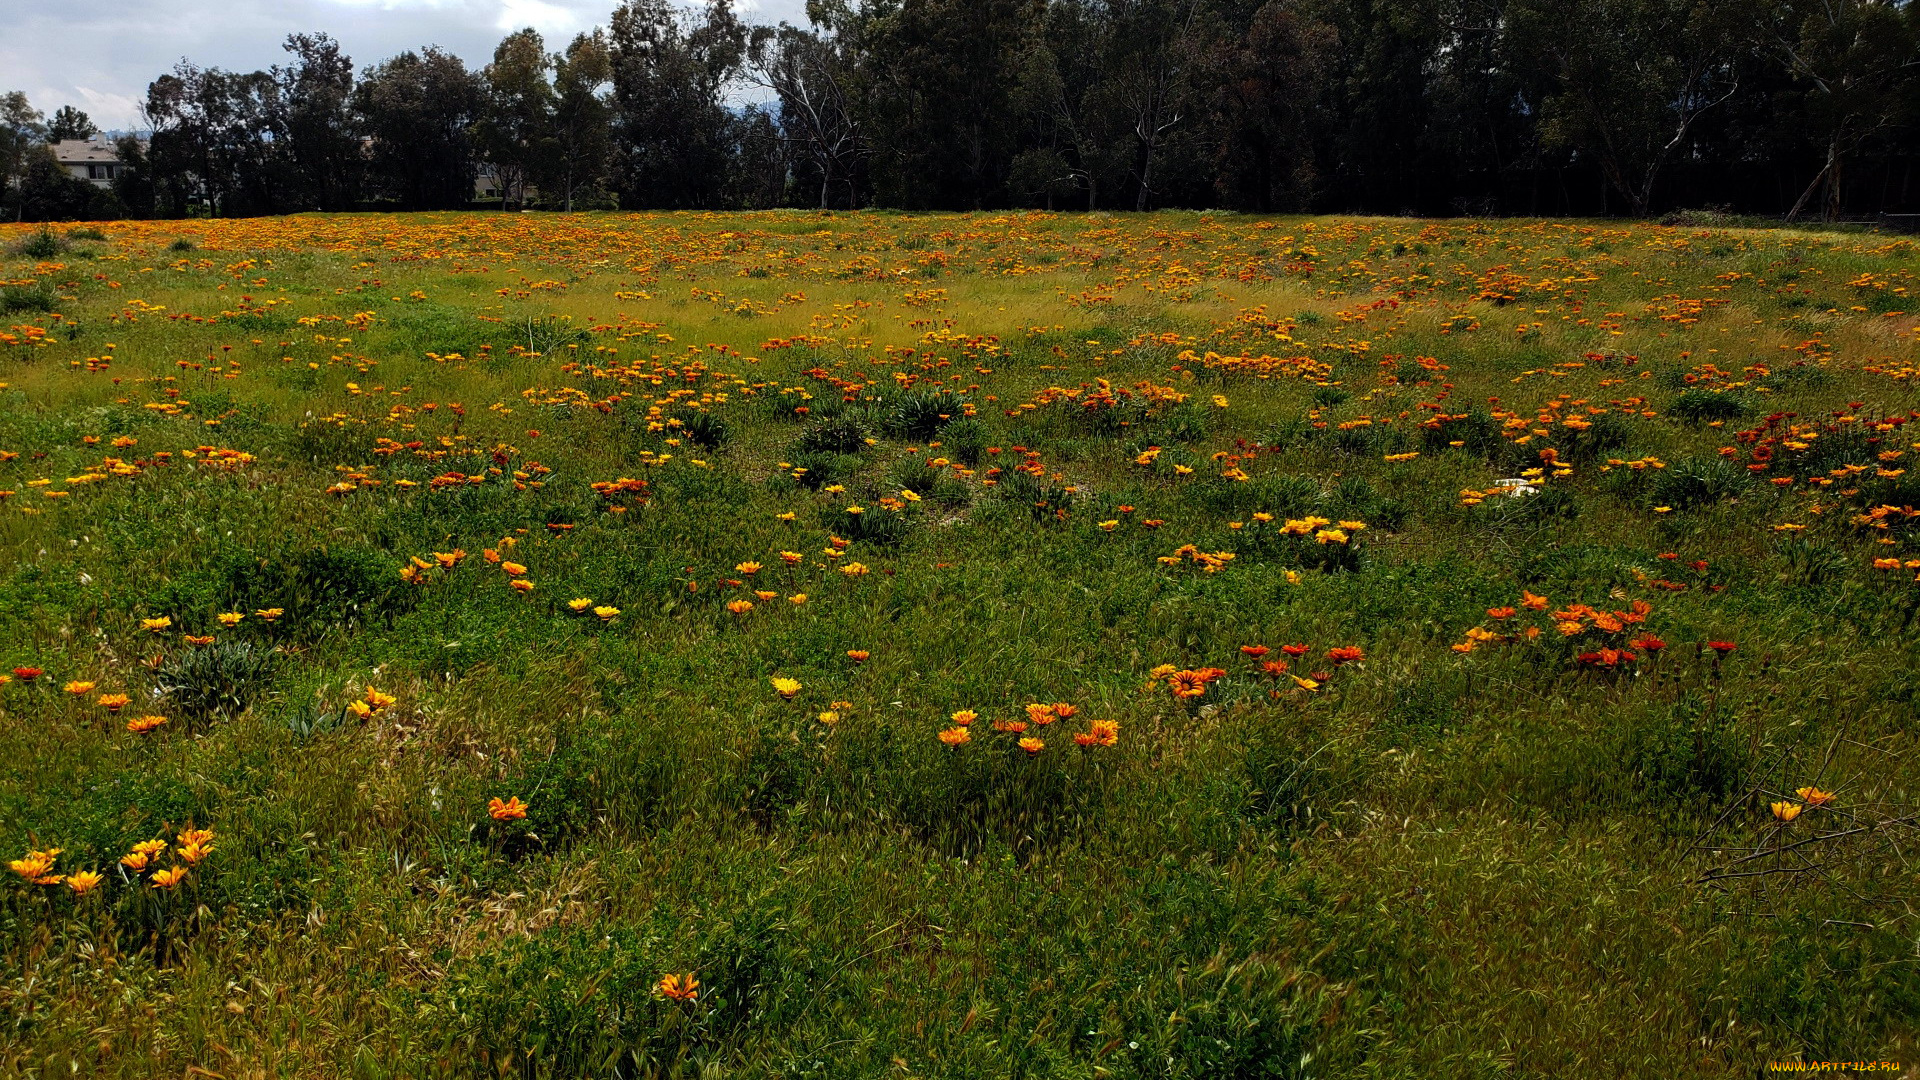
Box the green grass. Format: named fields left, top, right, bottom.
left=0, top=211, right=1917, bottom=1077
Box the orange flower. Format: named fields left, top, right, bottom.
left=1795, top=786, right=1834, bottom=806
left=1486, top=607, right=1515, bottom=619
left=127, top=714, right=168, bottom=734
left=1239, top=645, right=1270, bottom=658
left=846, top=649, right=870, bottom=662
left=97, top=692, right=131, bottom=713
left=9, top=848, right=61, bottom=882
left=950, top=710, right=977, bottom=726
left=63, top=680, right=96, bottom=696
left=150, top=866, right=189, bottom=889
left=658, top=973, right=699, bottom=1001
left=1050, top=703, right=1077, bottom=719
left=1520, top=591, right=1549, bottom=611
left=489, top=796, right=528, bottom=821
left=937, top=726, right=971, bottom=746
left=1025, top=703, right=1057, bottom=725
left=727, top=599, right=754, bottom=614
left=1326, top=646, right=1364, bottom=665
left=1018, top=736, right=1045, bottom=754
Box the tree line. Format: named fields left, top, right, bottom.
left=3, top=0, right=1918, bottom=222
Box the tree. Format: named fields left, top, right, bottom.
left=749, top=23, right=863, bottom=208
left=608, top=0, right=749, bottom=209
left=47, top=106, right=97, bottom=143
left=546, top=30, right=616, bottom=210
left=1206, top=0, right=1338, bottom=211
left=1512, top=0, right=1751, bottom=217
left=1766, top=0, right=1920, bottom=221
left=111, top=134, right=157, bottom=217
left=0, top=92, right=47, bottom=221
left=274, top=33, right=362, bottom=210
left=476, top=28, right=555, bottom=208
left=144, top=63, right=285, bottom=216
left=836, top=0, right=1041, bottom=209
left=355, top=47, right=485, bottom=210
left=14, top=146, right=122, bottom=221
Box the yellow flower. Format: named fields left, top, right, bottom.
left=141, top=616, right=172, bottom=633
left=736, top=561, right=762, bottom=575
left=594, top=605, right=621, bottom=621
left=950, top=710, right=977, bottom=726
left=789, top=593, right=807, bottom=604
left=63, top=680, right=96, bottom=696
left=568, top=597, right=595, bottom=612
left=9, top=848, right=60, bottom=881
left=839, top=562, right=869, bottom=577
left=254, top=608, right=283, bottom=621
left=771, top=677, right=802, bottom=699
left=817, top=710, right=840, bottom=725
left=66, top=870, right=103, bottom=895
left=1291, top=675, right=1320, bottom=692
left=97, top=693, right=131, bottom=713
left=365, top=687, right=396, bottom=710
left=346, top=699, right=373, bottom=719
left=938, top=726, right=971, bottom=746
left=1770, top=801, right=1802, bottom=822
left=779, top=551, right=804, bottom=565
left=150, top=866, right=189, bottom=889
left=509, top=579, right=535, bottom=593
left=727, top=599, right=754, bottom=614
left=216, top=612, right=243, bottom=626
left=127, top=714, right=168, bottom=734
left=1018, top=736, right=1045, bottom=754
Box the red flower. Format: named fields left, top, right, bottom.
left=1260, top=660, right=1290, bottom=677
left=11, top=667, right=41, bottom=682
left=1630, top=635, right=1666, bottom=652
left=1707, top=641, right=1737, bottom=654
left=1326, top=645, right=1365, bottom=665
left=1280, top=644, right=1310, bottom=657
left=1239, top=645, right=1270, bottom=658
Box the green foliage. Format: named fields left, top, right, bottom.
left=153, top=641, right=277, bottom=723
left=1670, top=388, right=1751, bottom=423
left=791, top=416, right=872, bottom=456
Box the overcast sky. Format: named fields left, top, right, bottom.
left=2, top=0, right=809, bottom=132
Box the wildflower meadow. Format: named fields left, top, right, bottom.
left=2, top=211, right=1918, bottom=1076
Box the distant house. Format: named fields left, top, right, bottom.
left=52, top=138, right=141, bottom=187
